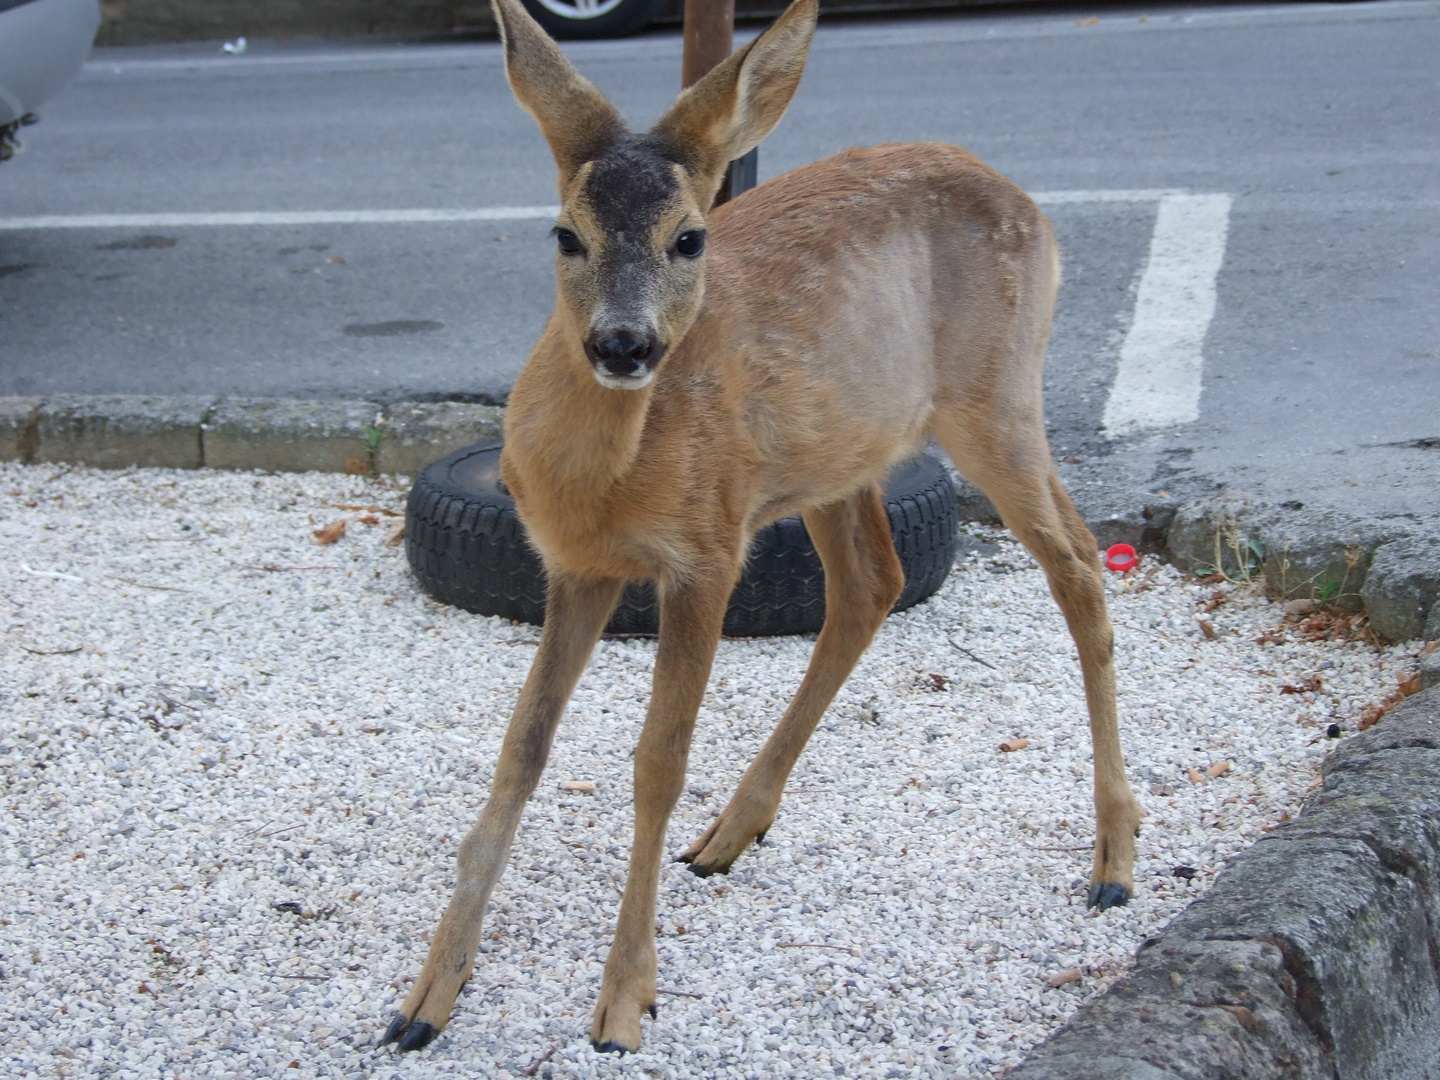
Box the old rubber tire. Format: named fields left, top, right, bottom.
left=405, top=441, right=959, bottom=637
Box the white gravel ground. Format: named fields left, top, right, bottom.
left=0, top=463, right=1422, bottom=1080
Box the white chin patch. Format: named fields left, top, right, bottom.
left=593, top=369, right=655, bottom=391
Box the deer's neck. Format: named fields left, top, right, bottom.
left=503, top=323, right=654, bottom=500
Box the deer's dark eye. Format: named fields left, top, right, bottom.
left=674, top=230, right=705, bottom=258
left=555, top=228, right=582, bottom=256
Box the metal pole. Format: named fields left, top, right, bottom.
left=682, top=0, right=757, bottom=205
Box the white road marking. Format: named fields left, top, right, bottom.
left=1101, top=193, right=1232, bottom=438
left=0, top=189, right=1185, bottom=232
left=0, top=190, right=1232, bottom=442
left=0, top=206, right=561, bottom=230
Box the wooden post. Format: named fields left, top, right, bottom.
left=682, top=0, right=756, bottom=206
left=682, top=0, right=734, bottom=89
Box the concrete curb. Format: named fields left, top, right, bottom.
left=0, top=393, right=502, bottom=480
left=1008, top=686, right=1440, bottom=1080
left=4, top=392, right=1436, bottom=643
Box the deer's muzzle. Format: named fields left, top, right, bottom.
left=585, top=329, right=664, bottom=388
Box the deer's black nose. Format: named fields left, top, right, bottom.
left=585, top=331, right=661, bottom=378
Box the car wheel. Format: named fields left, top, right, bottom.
left=405, top=441, right=960, bottom=637
left=517, top=0, right=668, bottom=39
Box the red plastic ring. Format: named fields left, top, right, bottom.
left=1105, top=543, right=1139, bottom=573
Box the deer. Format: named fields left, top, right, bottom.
left=383, top=0, right=1141, bottom=1055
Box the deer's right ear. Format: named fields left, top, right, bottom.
left=491, top=0, right=624, bottom=179
left=652, top=0, right=817, bottom=193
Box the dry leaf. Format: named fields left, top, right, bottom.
left=562, top=780, right=596, bottom=794
left=1076, top=16, right=1099, bottom=25
left=357, top=514, right=380, bottom=526
left=1423, top=639, right=1438, bottom=655
left=384, top=520, right=406, bottom=548
left=1357, top=705, right=1385, bottom=731
left=327, top=255, right=346, bottom=264
left=925, top=672, right=950, bottom=691
left=1206, top=760, right=1231, bottom=779
left=1187, top=768, right=1205, bottom=785
left=1043, top=968, right=1082, bottom=988
left=1283, top=598, right=1318, bottom=617
left=1197, top=619, right=1217, bottom=640
left=999, top=738, right=1029, bottom=753
left=1358, top=671, right=1424, bottom=731
left=1280, top=674, right=1322, bottom=695
left=312, top=520, right=346, bottom=545
left=332, top=503, right=402, bottom=516
left=1261, top=812, right=1296, bottom=835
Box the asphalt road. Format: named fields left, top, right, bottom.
left=1, top=0, right=1436, bottom=525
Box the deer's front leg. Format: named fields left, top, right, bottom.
left=383, top=573, right=622, bottom=1052
left=591, top=572, right=732, bottom=1054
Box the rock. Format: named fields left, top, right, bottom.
left=31, top=395, right=216, bottom=470
left=1007, top=937, right=1329, bottom=1080
left=1421, top=649, right=1440, bottom=692
left=1258, top=505, right=1403, bottom=611
left=1360, top=538, right=1440, bottom=642
left=1164, top=498, right=1406, bottom=613
left=1324, top=685, right=1440, bottom=765
left=1164, top=496, right=1262, bottom=576
left=951, top=474, right=1002, bottom=525
left=1011, top=687, right=1440, bottom=1080
left=1057, top=484, right=1179, bottom=554
left=372, top=401, right=504, bottom=477
left=203, top=398, right=378, bottom=474
left=0, top=396, right=42, bottom=462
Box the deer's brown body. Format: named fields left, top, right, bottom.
left=507, top=143, right=1041, bottom=587
left=384, top=0, right=1140, bottom=1056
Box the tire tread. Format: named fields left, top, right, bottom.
left=406, top=446, right=959, bottom=637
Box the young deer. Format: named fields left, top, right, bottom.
left=384, top=0, right=1141, bottom=1054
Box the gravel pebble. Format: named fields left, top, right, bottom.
left=0, top=463, right=1420, bottom=1079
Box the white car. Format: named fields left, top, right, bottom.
left=0, top=0, right=99, bottom=160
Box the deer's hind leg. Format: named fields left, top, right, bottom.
left=934, top=411, right=1141, bottom=909
left=678, top=483, right=905, bottom=877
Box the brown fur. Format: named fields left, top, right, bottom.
left=384, top=0, right=1140, bottom=1055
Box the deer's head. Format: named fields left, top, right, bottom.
left=493, top=0, right=816, bottom=389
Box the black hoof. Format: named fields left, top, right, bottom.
left=592, top=1039, right=629, bottom=1055
left=397, top=1020, right=439, bottom=1052
left=684, top=861, right=714, bottom=879
left=754, top=830, right=767, bottom=846
left=381, top=1012, right=409, bottom=1046
left=1086, top=882, right=1132, bottom=910
left=648, top=1003, right=657, bottom=1019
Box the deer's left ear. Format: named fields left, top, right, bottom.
left=492, top=0, right=625, bottom=180
left=651, top=0, right=816, bottom=190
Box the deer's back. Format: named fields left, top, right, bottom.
left=692, top=142, right=1058, bottom=518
